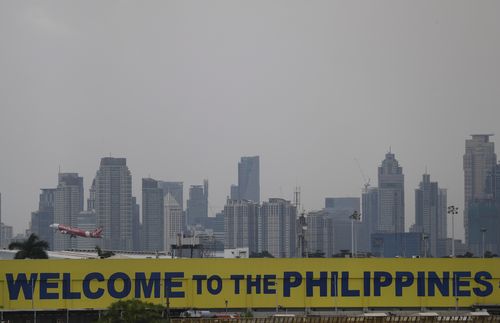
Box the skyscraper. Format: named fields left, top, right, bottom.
left=158, top=181, right=184, bottom=210
left=186, top=180, right=208, bottom=226
left=306, top=210, right=334, bottom=257
left=95, top=157, right=132, bottom=250
left=53, top=173, right=84, bottom=251
left=164, top=192, right=184, bottom=253
left=131, top=197, right=141, bottom=251
left=238, top=156, right=260, bottom=203
left=362, top=187, right=379, bottom=250
left=260, top=198, right=296, bottom=258
left=378, top=151, right=405, bottom=233
left=324, top=197, right=364, bottom=254
left=31, top=188, right=56, bottom=249
left=224, top=199, right=259, bottom=253
left=463, top=135, right=497, bottom=244
left=414, top=173, right=447, bottom=257
left=142, top=178, right=164, bottom=252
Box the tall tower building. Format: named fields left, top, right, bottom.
left=463, top=135, right=497, bottom=244
left=362, top=187, right=379, bottom=250
left=53, top=173, right=84, bottom=250
left=306, top=210, right=334, bottom=257
left=95, top=157, right=132, bottom=250
left=378, top=151, right=405, bottom=233
left=158, top=181, right=184, bottom=210
left=260, top=198, right=297, bottom=258
left=31, top=188, right=56, bottom=249
left=186, top=181, right=208, bottom=226
left=142, top=178, right=164, bottom=252
left=224, top=199, right=259, bottom=253
left=238, top=156, right=260, bottom=203
left=414, top=173, right=447, bottom=257
left=131, top=197, right=141, bottom=251
left=164, top=192, right=184, bottom=253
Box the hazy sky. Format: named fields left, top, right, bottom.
left=1, top=1, right=499, bottom=239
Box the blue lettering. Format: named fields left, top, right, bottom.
left=165, top=272, right=184, bottom=298
left=373, top=272, right=392, bottom=296
left=417, top=272, right=425, bottom=296
left=6, top=273, right=37, bottom=300
left=39, top=273, right=59, bottom=300
left=63, top=273, right=81, bottom=299
left=135, top=272, right=161, bottom=298
left=341, top=271, right=360, bottom=297
left=230, top=275, right=244, bottom=294
left=83, top=272, right=104, bottom=299
left=331, top=272, right=339, bottom=297
left=395, top=272, right=413, bottom=297
left=263, top=275, right=276, bottom=294
left=283, top=272, right=302, bottom=297
left=363, top=272, right=371, bottom=296
left=207, top=275, right=222, bottom=295
left=306, top=272, right=327, bottom=297
left=246, top=275, right=261, bottom=294
left=192, top=275, right=207, bottom=294
left=428, top=272, right=449, bottom=296
left=473, top=271, right=493, bottom=297
left=108, top=272, right=131, bottom=299
left=453, top=272, right=471, bottom=297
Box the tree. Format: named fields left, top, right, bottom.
left=8, top=233, right=49, bottom=259
left=98, top=299, right=167, bottom=323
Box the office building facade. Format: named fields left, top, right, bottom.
left=158, top=181, right=184, bottom=210
left=53, top=173, right=84, bottom=251
left=306, top=210, right=334, bottom=257
left=95, top=157, right=133, bottom=250
left=224, top=199, right=259, bottom=253
left=164, top=192, right=185, bottom=253
left=260, top=198, right=296, bottom=258
left=463, top=135, right=497, bottom=244
left=142, top=178, right=164, bottom=252
left=238, top=156, right=260, bottom=203
left=378, top=152, right=405, bottom=233
left=186, top=180, right=208, bottom=226
left=31, top=188, right=56, bottom=249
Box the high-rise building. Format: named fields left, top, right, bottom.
left=224, top=199, right=259, bottom=254
left=87, top=179, right=96, bottom=211
left=53, top=173, right=84, bottom=251
left=414, top=173, right=447, bottom=257
left=362, top=187, right=379, bottom=250
left=75, top=210, right=97, bottom=250
left=164, top=192, right=184, bottom=253
left=31, top=188, right=56, bottom=249
left=131, top=197, right=141, bottom=251
left=158, top=181, right=184, bottom=210
left=95, top=157, right=132, bottom=250
left=464, top=134, right=497, bottom=244
left=378, top=151, right=405, bottom=233
left=186, top=181, right=208, bottom=226
left=238, top=156, right=260, bottom=203
left=0, top=223, right=13, bottom=249
left=260, top=198, right=296, bottom=258
left=142, top=178, right=164, bottom=252
left=306, top=210, right=334, bottom=257
left=230, top=185, right=239, bottom=200
left=467, top=199, right=500, bottom=256
left=324, top=197, right=364, bottom=254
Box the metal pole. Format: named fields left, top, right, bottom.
left=451, top=213, right=455, bottom=257
left=351, top=218, right=354, bottom=258
left=481, top=228, right=486, bottom=258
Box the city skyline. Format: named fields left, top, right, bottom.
left=1, top=2, right=500, bottom=240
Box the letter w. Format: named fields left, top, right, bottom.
left=6, top=273, right=38, bottom=300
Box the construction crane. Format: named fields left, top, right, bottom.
left=354, top=158, right=370, bottom=193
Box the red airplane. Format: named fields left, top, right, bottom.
left=50, top=223, right=103, bottom=239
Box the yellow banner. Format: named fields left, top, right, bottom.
left=0, top=258, right=499, bottom=310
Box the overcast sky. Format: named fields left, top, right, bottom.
left=1, top=1, right=499, bottom=239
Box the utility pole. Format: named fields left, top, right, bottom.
left=447, top=206, right=458, bottom=257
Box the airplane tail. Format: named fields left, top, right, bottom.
left=93, top=227, right=103, bottom=237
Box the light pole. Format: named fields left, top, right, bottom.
left=349, top=211, right=360, bottom=258
left=423, top=235, right=428, bottom=258
left=447, top=206, right=458, bottom=257
left=481, top=228, right=487, bottom=258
